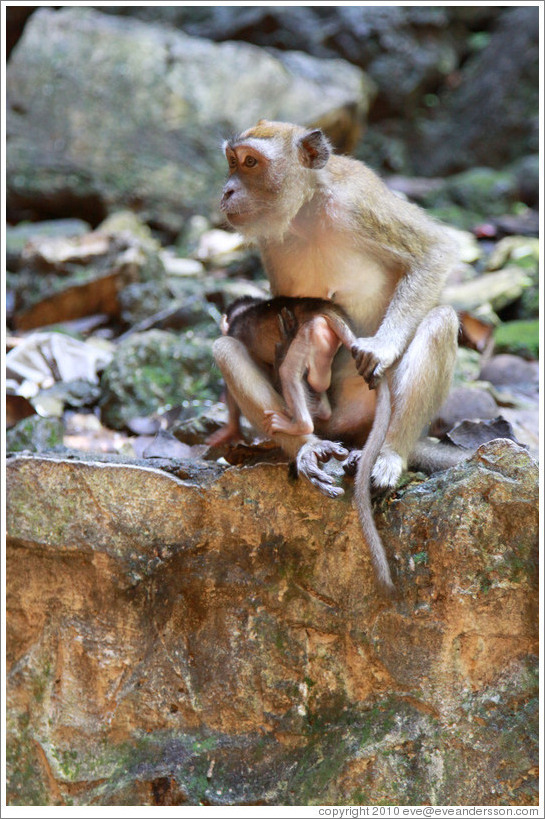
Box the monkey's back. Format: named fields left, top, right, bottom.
left=228, top=296, right=351, bottom=366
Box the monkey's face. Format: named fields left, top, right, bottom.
left=220, top=121, right=331, bottom=240
left=220, top=142, right=277, bottom=231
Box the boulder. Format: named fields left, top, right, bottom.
left=441, top=268, right=533, bottom=316
left=6, top=439, right=538, bottom=805
left=101, top=6, right=485, bottom=122
left=7, top=7, right=372, bottom=235
left=479, top=355, right=539, bottom=389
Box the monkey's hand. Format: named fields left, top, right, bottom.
left=351, top=337, right=398, bottom=389
left=295, top=439, right=348, bottom=499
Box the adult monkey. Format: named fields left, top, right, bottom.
left=213, top=119, right=460, bottom=498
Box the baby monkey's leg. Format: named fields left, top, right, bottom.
left=266, top=317, right=340, bottom=435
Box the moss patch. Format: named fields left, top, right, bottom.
left=493, top=320, right=539, bottom=359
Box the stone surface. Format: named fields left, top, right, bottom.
left=7, top=7, right=372, bottom=234
left=441, top=268, right=533, bottom=316
left=6, top=439, right=538, bottom=805
left=479, top=355, right=539, bottom=388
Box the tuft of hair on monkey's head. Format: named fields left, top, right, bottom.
left=224, top=295, right=264, bottom=320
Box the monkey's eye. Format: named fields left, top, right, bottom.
left=243, top=155, right=258, bottom=168
left=228, top=156, right=237, bottom=169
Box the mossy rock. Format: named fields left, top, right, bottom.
left=6, top=415, right=64, bottom=453
left=493, top=320, right=539, bottom=359
left=99, top=329, right=222, bottom=429
left=422, top=167, right=520, bottom=228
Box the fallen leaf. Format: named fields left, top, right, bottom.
left=444, top=416, right=522, bottom=450
left=6, top=395, right=36, bottom=427
left=458, top=311, right=495, bottom=353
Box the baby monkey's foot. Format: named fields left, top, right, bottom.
left=263, top=410, right=313, bottom=436
left=206, top=424, right=244, bottom=446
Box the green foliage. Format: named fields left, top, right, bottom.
left=494, top=320, right=539, bottom=359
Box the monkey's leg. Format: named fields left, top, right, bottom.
left=276, top=328, right=315, bottom=433
left=213, top=336, right=348, bottom=496
left=373, top=305, right=459, bottom=489
left=263, top=390, right=333, bottom=434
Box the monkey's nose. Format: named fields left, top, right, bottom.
left=221, top=185, right=235, bottom=205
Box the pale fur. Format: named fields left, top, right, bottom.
left=354, top=379, right=395, bottom=593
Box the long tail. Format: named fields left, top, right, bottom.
left=354, top=379, right=395, bottom=595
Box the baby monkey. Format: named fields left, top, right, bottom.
left=209, top=295, right=357, bottom=444
left=208, top=295, right=395, bottom=593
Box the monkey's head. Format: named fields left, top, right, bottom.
left=220, top=120, right=331, bottom=240
left=221, top=295, right=265, bottom=335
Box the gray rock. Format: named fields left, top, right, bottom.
left=6, top=415, right=64, bottom=453
left=479, top=354, right=539, bottom=388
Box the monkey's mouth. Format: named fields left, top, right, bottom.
left=223, top=209, right=255, bottom=226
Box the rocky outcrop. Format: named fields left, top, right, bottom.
left=6, top=439, right=538, bottom=805
left=6, top=7, right=372, bottom=235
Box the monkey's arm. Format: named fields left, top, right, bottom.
left=351, top=267, right=445, bottom=386
left=352, top=206, right=458, bottom=387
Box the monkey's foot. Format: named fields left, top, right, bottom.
left=206, top=425, right=244, bottom=447
left=295, top=439, right=348, bottom=499
left=371, top=448, right=404, bottom=490
left=263, top=410, right=313, bottom=436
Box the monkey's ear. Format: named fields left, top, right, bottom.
left=298, top=129, right=331, bottom=169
